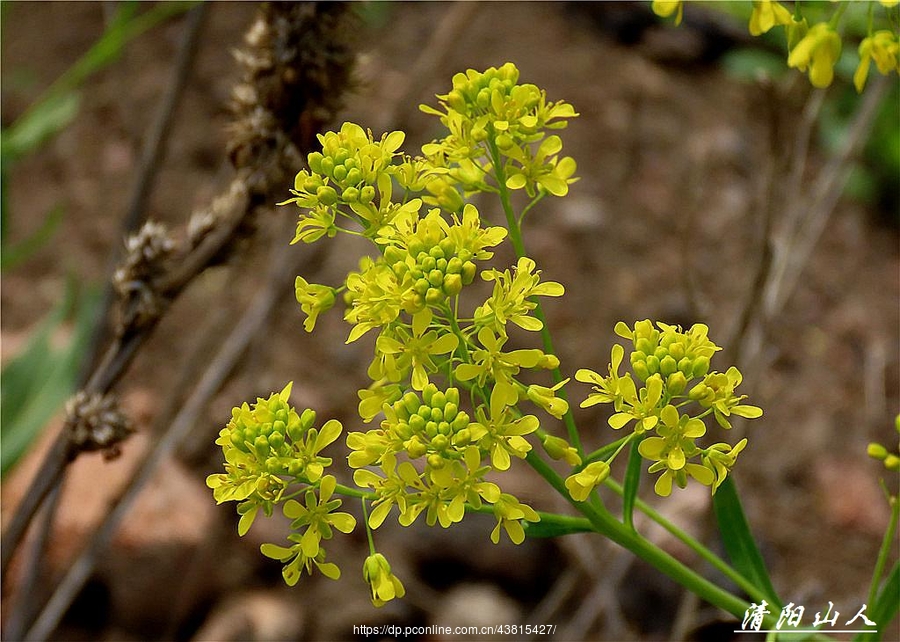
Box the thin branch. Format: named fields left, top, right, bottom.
left=1, top=0, right=356, bottom=586
left=767, top=75, right=890, bottom=315
left=123, top=3, right=207, bottom=236
left=0, top=4, right=207, bottom=581
left=724, top=79, right=782, bottom=365
left=375, top=1, right=482, bottom=132
left=23, top=229, right=306, bottom=642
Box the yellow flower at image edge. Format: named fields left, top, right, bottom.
left=788, top=23, right=842, bottom=88
left=749, top=0, right=793, bottom=36
left=651, top=0, right=682, bottom=25
left=363, top=553, right=406, bottom=607
left=854, top=30, right=900, bottom=93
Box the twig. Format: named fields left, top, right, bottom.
left=766, top=75, right=889, bottom=316
left=727, top=75, right=889, bottom=379
left=2, top=485, right=63, bottom=642
left=724, top=78, right=782, bottom=365
left=1, top=0, right=356, bottom=589
left=23, top=227, right=306, bottom=642
left=123, top=3, right=207, bottom=236
left=375, top=1, right=482, bottom=132
left=0, top=5, right=207, bottom=580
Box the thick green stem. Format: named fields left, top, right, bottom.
left=604, top=478, right=768, bottom=604
left=334, top=482, right=375, bottom=501
left=525, top=451, right=767, bottom=625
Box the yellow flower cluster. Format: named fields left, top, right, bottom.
left=651, top=0, right=900, bottom=91
left=575, top=321, right=761, bottom=497
left=206, top=383, right=354, bottom=585
left=211, top=63, right=585, bottom=606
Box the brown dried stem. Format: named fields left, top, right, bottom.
left=1, top=0, right=355, bottom=592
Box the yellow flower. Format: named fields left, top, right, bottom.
left=651, top=0, right=683, bottom=26
left=490, top=493, right=540, bottom=544
left=787, top=23, right=842, bottom=88
left=855, top=30, right=900, bottom=92
left=363, top=553, right=406, bottom=607
left=294, top=276, right=335, bottom=332
left=749, top=0, right=793, bottom=36
left=565, top=461, right=610, bottom=502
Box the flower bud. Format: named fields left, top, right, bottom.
left=443, top=273, right=463, bottom=296
left=542, top=435, right=582, bottom=467
left=868, top=443, right=889, bottom=460
left=667, top=371, right=688, bottom=396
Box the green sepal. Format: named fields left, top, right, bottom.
left=237, top=502, right=259, bottom=537
left=523, top=512, right=593, bottom=538
left=713, top=476, right=781, bottom=607
left=622, top=438, right=643, bottom=530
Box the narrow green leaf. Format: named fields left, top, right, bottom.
left=0, top=203, right=64, bottom=270
left=712, top=476, right=781, bottom=606
left=0, top=93, right=81, bottom=160
left=1, top=1, right=199, bottom=161
left=622, top=438, right=643, bottom=530
left=866, top=562, right=899, bottom=641
left=0, top=279, right=102, bottom=475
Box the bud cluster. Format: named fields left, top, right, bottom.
left=387, top=385, right=472, bottom=467
left=575, top=320, right=762, bottom=497
left=383, top=233, right=476, bottom=312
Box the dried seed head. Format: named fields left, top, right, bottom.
left=113, top=221, right=176, bottom=292
left=226, top=3, right=357, bottom=185
left=113, top=221, right=177, bottom=329
left=66, top=391, right=134, bottom=458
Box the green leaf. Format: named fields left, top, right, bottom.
left=0, top=92, right=81, bottom=161
left=524, top=512, right=594, bottom=538
left=622, top=438, right=643, bottom=530
left=0, top=278, right=102, bottom=475
left=1, top=203, right=64, bottom=271
left=712, top=476, right=781, bottom=607
left=1, top=1, right=199, bottom=162
left=865, top=562, right=899, bottom=642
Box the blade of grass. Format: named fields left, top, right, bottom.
left=0, top=279, right=102, bottom=475
left=712, top=476, right=781, bottom=606
left=864, top=561, right=899, bottom=642
left=1, top=1, right=199, bottom=161
left=0, top=204, right=64, bottom=271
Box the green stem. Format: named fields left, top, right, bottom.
left=581, top=434, right=632, bottom=466
left=361, top=498, right=376, bottom=555
left=524, top=451, right=775, bottom=625
left=334, top=483, right=375, bottom=501
left=868, top=494, right=899, bottom=608
left=829, top=1, right=849, bottom=29
left=485, top=135, right=583, bottom=457
left=604, top=477, right=769, bottom=605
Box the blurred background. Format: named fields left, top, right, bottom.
left=2, top=2, right=898, bottom=640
